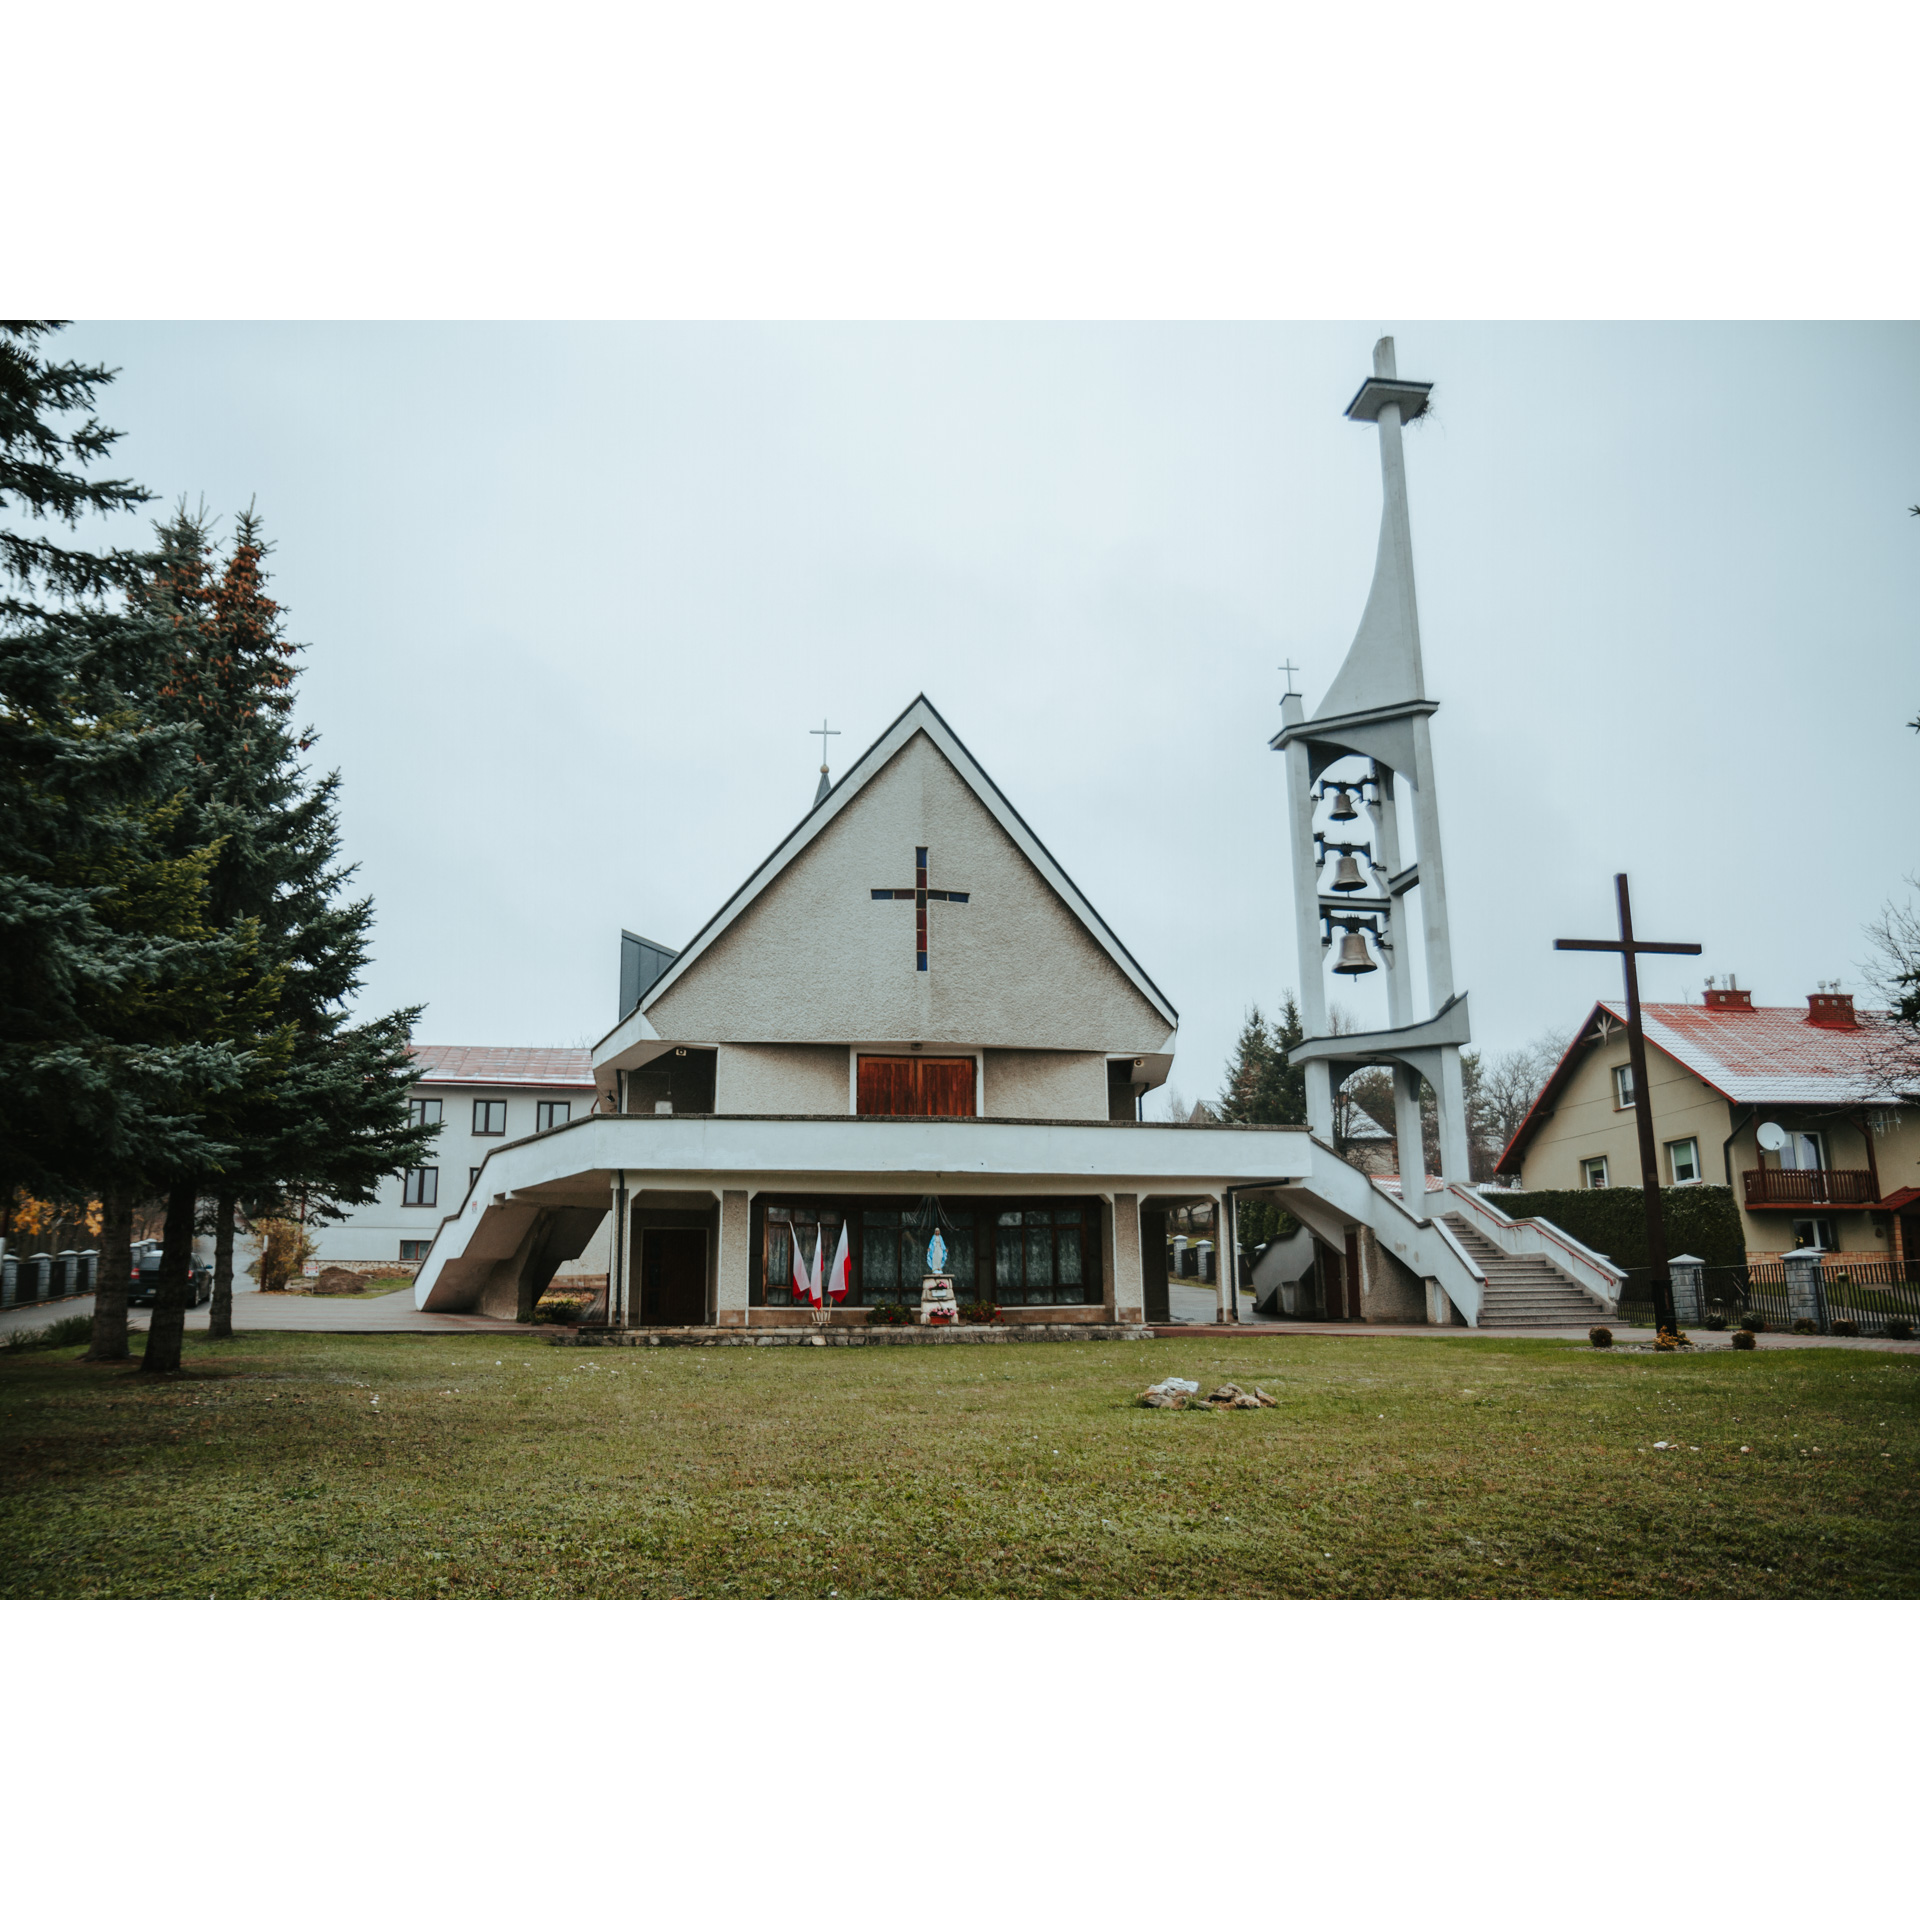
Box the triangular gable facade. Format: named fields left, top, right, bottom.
left=598, top=696, right=1176, bottom=1061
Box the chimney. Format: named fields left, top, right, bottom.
left=1703, top=986, right=1752, bottom=1011
left=1806, top=991, right=1857, bottom=1030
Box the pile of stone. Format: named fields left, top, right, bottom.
left=1135, top=1377, right=1276, bottom=1410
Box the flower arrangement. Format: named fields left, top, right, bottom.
left=1654, top=1327, right=1694, bottom=1351
left=866, top=1301, right=915, bottom=1326
left=958, top=1300, right=1002, bottom=1324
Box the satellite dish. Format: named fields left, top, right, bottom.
left=1757, top=1121, right=1786, bottom=1153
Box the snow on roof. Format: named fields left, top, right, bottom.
left=1607, top=1000, right=1910, bottom=1105
left=410, top=1045, right=596, bottom=1089
left=1493, top=996, right=1914, bottom=1177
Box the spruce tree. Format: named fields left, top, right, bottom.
left=0, top=324, right=258, bottom=1360
left=141, top=508, right=429, bottom=1345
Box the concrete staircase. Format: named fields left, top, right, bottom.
left=1441, top=1214, right=1612, bottom=1327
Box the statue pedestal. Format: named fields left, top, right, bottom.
left=919, top=1274, right=958, bottom=1326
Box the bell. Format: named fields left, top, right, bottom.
left=1330, top=786, right=1359, bottom=822
left=1331, top=854, right=1367, bottom=892
left=1333, top=929, right=1377, bottom=975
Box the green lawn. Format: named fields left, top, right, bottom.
left=2, top=1328, right=1916, bottom=1598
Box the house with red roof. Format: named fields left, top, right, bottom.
left=1494, top=986, right=1920, bottom=1263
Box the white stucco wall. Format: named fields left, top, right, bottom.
left=645, top=732, right=1173, bottom=1056
left=715, top=1043, right=852, bottom=1115
left=983, top=1048, right=1108, bottom=1121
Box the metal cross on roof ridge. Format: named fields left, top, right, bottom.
left=871, top=845, right=970, bottom=972
left=1554, top=872, right=1702, bottom=1336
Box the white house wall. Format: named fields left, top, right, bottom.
left=714, top=1042, right=852, bottom=1115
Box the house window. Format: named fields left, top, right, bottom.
left=402, top=1166, right=439, bottom=1208
left=536, top=1100, right=570, bottom=1131
left=1582, top=1156, right=1609, bottom=1189
left=399, top=1240, right=431, bottom=1262
left=1611, top=1064, right=1635, bottom=1108
left=1779, top=1131, right=1826, bottom=1171
left=1792, top=1217, right=1837, bottom=1252
left=1667, top=1137, right=1700, bottom=1184
left=409, top=1097, right=442, bottom=1128
left=473, top=1099, right=507, bottom=1136
left=468, top=1168, right=481, bottom=1192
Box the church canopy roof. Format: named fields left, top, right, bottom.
left=620, top=693, right=1179, bottom=1032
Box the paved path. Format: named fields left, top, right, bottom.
left=1, top=1284, right=542, bottom=1338
left=1167, top=1279, right=1256, bottom=1325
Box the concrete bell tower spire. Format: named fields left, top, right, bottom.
left=1271, top=336, right=1470, bottom=1216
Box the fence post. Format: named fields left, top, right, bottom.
left=1783, top=1247, right=1828, bottom=1332
left=1668, top=1254, right=1705, bottom=1326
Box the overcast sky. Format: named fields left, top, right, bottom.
left=55, top=322, right=1920, bottom=1111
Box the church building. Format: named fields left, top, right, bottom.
left=415, top=695, right=1319, bottom=1328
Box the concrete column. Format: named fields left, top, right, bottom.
left=1111, top=1194, right=1143, bottom=1324
left=1213, top=1193, right=1235, bottom=1323
left=1435, top=1045, right=1470, bottom=1187
left=1783, top=1248, right=1827, bottom=1331
left=1393, top=1063, right=1426, bottom=1219
left=717, top=1188, right=751, bottom=1327
left=1668, top=1254, right=1704, bottom=1327
left=1371, top=764, right=1416, bottom=1031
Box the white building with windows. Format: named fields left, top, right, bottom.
left=312, top=1046, right=609, bottom=1272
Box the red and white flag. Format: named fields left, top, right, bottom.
left=826, top=1222, right=851, bottom=1303
left=809, top=1227, right=825, bottom=1306
left=790, top=1225, right=810, bottom=1305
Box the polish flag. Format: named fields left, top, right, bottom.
left=790, top=1225, right=810, bottom=1305
left=809, top=1228, right=825, bottom=1307
left=826, top=1222, right=851, bottom=1303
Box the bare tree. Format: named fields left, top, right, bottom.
left=1863, top=883, right=1920, bottom=1103
left=1480, top=1029, right=1573, bottom=1173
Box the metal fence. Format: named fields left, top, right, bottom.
left=1620, top=1257, right=1920, bottom=1334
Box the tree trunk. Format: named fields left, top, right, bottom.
left=87, top=1185, right=136, bottom=1363
left=209, top=1191, right=236, bottom=1339
left=140, top=1182, right=196, bottom=1374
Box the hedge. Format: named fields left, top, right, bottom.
left=1492, top=1185, right=1748, bottom=1299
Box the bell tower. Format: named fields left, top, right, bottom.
left=1272, top=336, right=1470, bottom=1215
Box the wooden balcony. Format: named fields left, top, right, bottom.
left=1742, top=1167, right=1879, bottom=1210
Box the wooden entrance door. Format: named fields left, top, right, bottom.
left=640, top=1228, right=708, bottom=1326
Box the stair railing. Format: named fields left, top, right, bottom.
left=1444, top=1184, right=1625, bottom=1313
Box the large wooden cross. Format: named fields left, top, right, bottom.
left=871, top=845, right=969, bottom=972
left=1555, top=873, right=1702, bottom=1336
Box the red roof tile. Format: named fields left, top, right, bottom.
left=410, top=1045, right=597, bottom=1089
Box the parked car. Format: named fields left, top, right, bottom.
left=127, top=1249, right=213, bottom=1308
